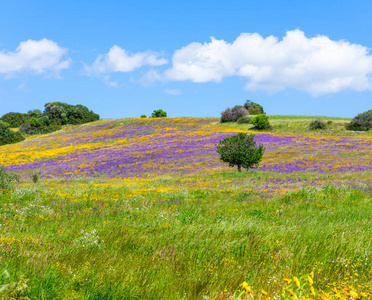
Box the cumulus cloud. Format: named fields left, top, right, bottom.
left=86, top=45, right=168, bottom=76
left=164, top=88, right=181, bottom=95
left=0, top=39, right=71, bottom=76
left=164, top=30, right=372, bottom=95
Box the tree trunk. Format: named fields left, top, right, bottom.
left=237, top=165, right=241, bottom=172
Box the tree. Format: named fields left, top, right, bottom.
left=0, top=112, right=28, bottom=128
left=346, top=110, right=372, bottom=131
left=244, top=100, right=265, bottom=115
left=0, top=121, right=24, bottom=146
left=220, top=105, right=249, bottom=123
left=216, top=133, right=265, bottom=172
left=151, top=109, right=167, bottom=118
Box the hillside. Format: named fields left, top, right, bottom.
left=0, top=117, right=372, bottom=299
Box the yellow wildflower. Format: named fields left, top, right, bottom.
left=320, top=292, right=330, bottom=300
left=261, top=290, right=268, bottom=296
left=310, top=285, right=316, bottom=296
left=307, top=275, right=313, bottom=286
left=349, top=290, right=359, bottom=299
left=293, top=276, right=300, bottom=288
left=284, top=278, right=292, bottom=284
left=241, top=282, right=253, bottom=293
left=310, top=271, right=314, bottom=278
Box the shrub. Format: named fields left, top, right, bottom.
left=19, top=119, right=61, bottom=135
left=220, top=108, right=234, bottom=123
left=244, top=100, right=265, bottom=115
left=237, top=115, right=251, bottom=124
left=220, top=106, right=249, bottom=123
left=151, top=109, right=167, bottom=118
left=250, top=114, right=270, bottom=130
left=309, top=119, right=326, bottom=130
left=346, top=110, right=372, bottom=131
left=140, top=115, right=147, bottom=118
left=216, top=133, right=265, bottom=172
left=0, top=112, right=28, bottom=128
left=0, top=121, right=25, bottom=146
left=0, top=166, right=19, bottom=193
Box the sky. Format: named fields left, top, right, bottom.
left=1, top=0, right=372, bottom=119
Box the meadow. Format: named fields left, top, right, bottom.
left=1, top=117, right=372, bottom=299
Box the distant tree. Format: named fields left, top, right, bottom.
left=216, top=133, right=265, bottom=172
left=0, top=112, right=28, bottom=128
left=140, top=115, right=147, bottom=118
left=309, top=119, right=326, bottom=130
left=220, top=105, right=249, bottom=123
left=151, top=109, right=167, bottom=118
left=346, top=110, right=372, bottom=131
left=0, top=121, right=24, bottom=146
left=244, top=100, right=265, bottom=115
left=250, top=114, right=270, bottom=130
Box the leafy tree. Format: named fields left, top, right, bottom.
left=346, top=110, right=372, bottom=131
left=140, top=115, right=147, bottom=118
left=0, top=112, right=28, bottom=128
left=0, top=121, right=24, bottom=146
left=27, top=109, right=42, bottom=118
left=244, top=100, right=265, bottom=115
left=309, top=119, right=326, bottom=130
left=250, top=114, right=270, bottom=130
left=216, top=132, right=265, bottom=172
left=151, top=109, right=167, bottom=118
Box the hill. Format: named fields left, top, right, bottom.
left=0, top=117, right=372, bottom=299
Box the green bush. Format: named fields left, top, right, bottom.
left=309, top=119, right=326, bottom=130
left=151, top=109, right=167, bottom=118
left=0, top=121, right=24, bottom=146
left=244, top=100, right=265, bottom=115
left=140, top=115, right=147, bottom=118
left=236, top=115, right=251, bottom=124
left=346, top=110, right=372, bottom=131
left=0, top=112, right=28, bottom=128
left=216, top=132, right=265, bottom=172
left=250, top=114, right=270, bottom=130
left=0, top=166, right=19, bottom=193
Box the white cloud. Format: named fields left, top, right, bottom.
left=86, top=45, right=168, bottom=76
left=0, top=39, right=71, bottom=76
left=164, top=88, right=181, bottom=95
left=164, top=30, right=372, bottom=95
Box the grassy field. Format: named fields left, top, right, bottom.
left=0, top=116, right=372, bottom=299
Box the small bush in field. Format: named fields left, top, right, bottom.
left=250, top=114, right=270, bottom=130
left=140, top=115, right=147, bottom=118
left=216, top=132, right=265, bottom=172
left=237, top=115, right=251, bottom=124
left=309, top=119, right=326, bottom=130
left=346, top=110, right=372, bottom=131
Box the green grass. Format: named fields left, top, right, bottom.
left=0, top=170, right=372, bottom=299
left=220, top=115, right=372, bottom=136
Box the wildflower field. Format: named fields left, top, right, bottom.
left=1, top=117, right=372, bottom=299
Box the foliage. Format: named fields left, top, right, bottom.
left=0, top=166, right=19, bottom=193
left=140, top=115, right=147, bottom=118
left=43, top=102, right=100, bottom=125
left=220, top=106, right=249, bottom=123
left=244, top=100, right=265, bottom=115
left=346, top=110, right=372, bottom=131
left=0, top=121, right=24, bottom=146
left=0, top=271, right=29, bottom=300
left=236, top=115, right=251, bottom=124
left=216, top=132, right=265, bottom=171
left=250, top=114, right=270, bottom=130
left=151, top=109, right=167, bottom=118
left=309, top=119, right=327, bottom=130
left=0, top=112, right=28, bottom=128
left=27, top=109, right=42, bottom=118
left=19, top=119, right=61, bottom=135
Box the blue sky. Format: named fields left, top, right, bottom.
left=1, top=0, right=372, bottom=118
